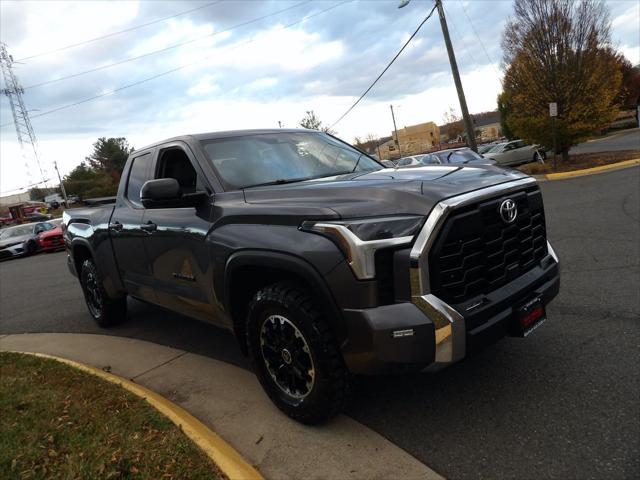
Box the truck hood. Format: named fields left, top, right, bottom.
left=243, top=164, right=531, bottom=218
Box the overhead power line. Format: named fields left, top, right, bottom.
left=16, top=1, right=225, bottom=62
left=459, top=2, right=501, bottom=76
left=440, top=2, right=478, bottom=73
left=0, top=1, right=350, bottom=129
left=24, top=1, right=309, bottom=90
left=329, top=2, right=438, bottom=129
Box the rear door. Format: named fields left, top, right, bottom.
left=109, top=150, right=156, bottom=301
left=141, top=142, right=223, bottom=325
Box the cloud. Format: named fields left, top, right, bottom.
left=1, top=0, right=638, bottom=194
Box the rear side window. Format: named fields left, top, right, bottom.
left=126, top=153, right=152, bottom=206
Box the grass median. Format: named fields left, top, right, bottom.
left=0, top=352, right=225, bottom=479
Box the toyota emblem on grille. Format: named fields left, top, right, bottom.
left=499, top=199, right=518, bottom=223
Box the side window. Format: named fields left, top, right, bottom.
left=156, top=148, right=200, bottom=194
left=126, top=153, right=152, bottom=206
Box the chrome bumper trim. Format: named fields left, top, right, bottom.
left=414, top=294, right=465, bottom=364
left=547, top=240, right=559, bottom=263
left=410, top=177, right=538, bottom=365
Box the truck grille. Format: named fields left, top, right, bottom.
left=428, top=187, right=547, bottom=305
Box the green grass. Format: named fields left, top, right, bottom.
left=0, top=352, right=225, bottom=480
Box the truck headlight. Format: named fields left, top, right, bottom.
left=300, top=216, right=424, bottom=279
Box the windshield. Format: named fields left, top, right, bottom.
left=201, top=132, right=381, bottom=189
left=0, top=225, right=33, bottom=239
left=487, top=143, right=507, bottom=153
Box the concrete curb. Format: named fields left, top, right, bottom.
left=535, top=158, right=640, bottom=181
left=0, top=332, right=444, bottom=480
left=8, top=350, right=263, bottom=480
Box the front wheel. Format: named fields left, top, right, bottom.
left=80, top=258, right=127, bottom=327
left=24, top=240, right=37, bottom=256
left=246, top=282, right=351, bottom=424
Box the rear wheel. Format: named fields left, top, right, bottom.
left=79, top=258, right=126, bottom=327
left=246, top=282, right=350, bottom=424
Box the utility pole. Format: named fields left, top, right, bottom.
left=390, top=104, right=401, bottom=157
left=53, top=161, right=69, bottom=207
left=434, top=0, right=477, bottom=152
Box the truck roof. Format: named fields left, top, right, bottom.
left=132, top=128, right=317, bottom=155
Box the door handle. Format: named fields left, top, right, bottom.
left=109, top=221, right=123, bottom=232
left=140, top=221, right=157, bottom=232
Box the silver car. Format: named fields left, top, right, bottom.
left=0, top=222, right=55, bottom=260
left=483, top=140, right=546, bottom=166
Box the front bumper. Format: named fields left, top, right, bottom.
left=0, top=244, right=25, bottom=260
left=341, top=250, right=559, bottom=375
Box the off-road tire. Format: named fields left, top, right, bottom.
left=80, top=258, right=127, bottom=327
left=246, top=282, right=351, bottom=424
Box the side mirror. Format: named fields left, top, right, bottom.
left=140, top=178, right=207, bottom=208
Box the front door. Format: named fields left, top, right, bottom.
left=142, top=143, right=225, bottom=325
left=109, top=150, right=156, bottom=302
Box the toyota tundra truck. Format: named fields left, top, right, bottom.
left=63, top=129, right=560, bottom=424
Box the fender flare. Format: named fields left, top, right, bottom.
left=69, top=237, right=96, bottom=272
left=224, top=250, right=346, bottom=347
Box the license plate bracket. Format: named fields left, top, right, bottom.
left=512, top=296, right=546, bottom=337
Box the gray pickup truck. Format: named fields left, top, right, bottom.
left=63, top=129, right=560, bottom=423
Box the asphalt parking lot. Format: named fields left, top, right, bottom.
left=1, top=167, right=638, bottom=480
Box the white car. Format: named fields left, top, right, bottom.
left=483, top=140, right=546, bottom=166
left=395, top=155, right=427, bottom=167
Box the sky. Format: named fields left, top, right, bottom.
left=1, top=0, right=638, bottom=194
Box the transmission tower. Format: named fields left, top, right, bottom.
left=1, top=42, right=48, bottom=187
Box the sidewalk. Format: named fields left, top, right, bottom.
left=0, top=333, right=443, bottom=480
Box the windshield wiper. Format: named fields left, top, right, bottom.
left=351, top=153, right=363, bottom=173
left=242, top=176, right=315, bottom=189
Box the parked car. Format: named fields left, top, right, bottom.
left=477, top=143, right=501, bottom=154
left=483, top=140, right=546, bottom=166
left=395, top=155, right=426, bottom=167
left=420, top=147, right=496, bottom=165
left=37, top=222, right=65, bottom=253
left=63, top=129, right=559, bottom=424
left=380, top=159, right=397, bottom=168
left=24, top=212, right=53, bottom=222
left=0, top=221, right=55, bottom=260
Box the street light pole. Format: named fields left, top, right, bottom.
left=390, top=104, right=401, bottom=157
left=399, top=0, right=477, bottom=152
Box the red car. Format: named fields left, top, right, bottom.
left=37, top=224, right=65, bottom=252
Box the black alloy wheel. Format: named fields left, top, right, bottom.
left=79, top=258, right=127, bottom=327
left=247, top=282, right=351, bottom=424
left=260, top=314, right=315, bottom=399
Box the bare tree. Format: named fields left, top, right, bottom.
left=299, top=110, right=336, bottom=135
left=442, top=107, right=463, bottom=140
